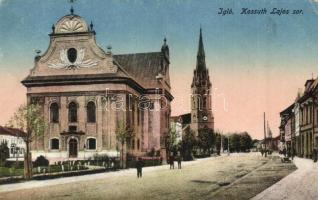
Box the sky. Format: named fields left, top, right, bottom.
left=1, top=0, right=318, bottom=139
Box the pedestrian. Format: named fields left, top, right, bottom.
left=283, top=148, right=287, bottom=158
left=313, top=148, right=317, bottom=163
left=177, top=152, right=182, bottom=169
left=291, top=148, right=295, bottom=160
left=169, top=153, right=174, bottom=170
left=136, top=157, right=144, bottom=178
left=261, top=149, right=264, bottom=157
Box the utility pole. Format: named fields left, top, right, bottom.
left=227, top=134, right=230, bottom=156
left=220, top=133, right=223, bottom=153
left=264, top=112, right=267, bottom=157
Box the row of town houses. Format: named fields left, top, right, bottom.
left=279, top=77, right=318, bottom=158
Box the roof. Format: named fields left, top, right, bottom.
left=280, top=103, right=295, bottom=116
left=171, top=113, right=191, bottom=125
left=114, top=52, right=163, bottom=89
left=0, top=126, right=26, bottom=138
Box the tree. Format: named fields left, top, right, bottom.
left=181, top=129, right=197, bottom=161
left=215, top=132, right=222, bottom=155
left=7, top=104, right=45, bottom=179
left=228, top=132, right=253, bottom=152
left=0, top=141, right=9, bottom=166
left=239, top=132, right=253, bottom=152
left=197, top=128, right=214, bottom=156
left=166, top=126, right=178, bottom=155
left=229, top=133, right=241, bottom=152
left=115, top=120, right=134, bottom=168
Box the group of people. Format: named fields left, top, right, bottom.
left=169, top=153, right=182, bottom=170
left=135, top=152, right=183, bottom=178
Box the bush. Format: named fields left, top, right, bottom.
left=4, top=160, right=24, bottom=168
left=126, top=157, right=162, bottom=168
left=34, top=155, right=49, bottom=167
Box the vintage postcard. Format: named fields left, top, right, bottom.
left=0, top=0, right=317, bottom=199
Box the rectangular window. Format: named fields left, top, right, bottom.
left=51, top=138, right=59, bottom=150
left=87, top=138, right=96, bottom=150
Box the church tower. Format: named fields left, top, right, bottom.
left=190, top=28, right=214, bottom=135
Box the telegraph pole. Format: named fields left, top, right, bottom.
left=264, top=112, right=267, bottom=157
left=220, top=133, right=223, bottom=153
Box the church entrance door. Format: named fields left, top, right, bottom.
left=69, top=138, right=78, bottom=158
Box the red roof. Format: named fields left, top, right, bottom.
left=0, top=126, right=26, bottom=138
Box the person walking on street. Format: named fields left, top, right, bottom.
left=313, top=148, right=317, bottom=163
left=291, top=147, right=295, bottom=160
left=169, top=153, right=174, bottom=170
left=261, top=149, right=264, bottom=157
left=136, top=157, right=144, bottom=178
left=177, top=152, right=182, bottom=169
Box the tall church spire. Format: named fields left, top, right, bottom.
left=196, top=28, right=206, bottom=71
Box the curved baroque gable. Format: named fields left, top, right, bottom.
left=55, top=15, right=88, bottom=34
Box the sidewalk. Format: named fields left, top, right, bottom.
left=252, top=157, right=318, bottom=200
left=0, top=155, right=218, bottom=193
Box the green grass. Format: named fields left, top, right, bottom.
left=0, top=167, right=24, bottom=178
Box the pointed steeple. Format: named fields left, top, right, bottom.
left=196, top=28, right=206, bottom=71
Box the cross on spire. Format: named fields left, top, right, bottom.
left=68, top=0, right=77, bottom=14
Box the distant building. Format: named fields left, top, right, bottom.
left=170, top=113, right=192, bottom=143
left=0, top=126, right=26, bottom=159
left=279, top=77, right=318, bottom=158
left=279, top=103, right=295, bottom=154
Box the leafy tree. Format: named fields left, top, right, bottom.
left=228, top=132, right=253, bottom=152
left=7, top=104, right=45, bottom=179
left=0, top=141, right=9, bottom=166
left=229, top=133, right=241, bottom=152
left=181, top=129, right=197, bottom=161
left=115, top=120, right=134, bottom=168
left=197, top=128, right=214, bottom=156
left=221, top=134, right=229, bottom=153
left=240, top=132, right=253, bottom=152
left=166, top=126, right=178, bottom=155
left=215, top=132, right=222, bottom=155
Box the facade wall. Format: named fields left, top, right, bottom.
left=28, top=87, right=171, bottom=161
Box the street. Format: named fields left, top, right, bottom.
left=0, top=153, right=295, bottom=200
left=252, top=157, right=318, bottom=200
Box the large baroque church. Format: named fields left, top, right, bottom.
left=22, top=9, right=173, bottom=161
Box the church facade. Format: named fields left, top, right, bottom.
left=22, top=10, right=173, bottom=161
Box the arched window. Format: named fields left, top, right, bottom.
left=87, top=138, right=96, bottom=150
left=50, top=138, right=59, bottom=150
left=50, top=103, right=59, bottom=123
left=68, top=102, right=78, bottom=123
left=87, top=102, right=96, bottom=123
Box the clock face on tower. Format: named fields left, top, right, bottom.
left=202, top=115, right=208, bottom=121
